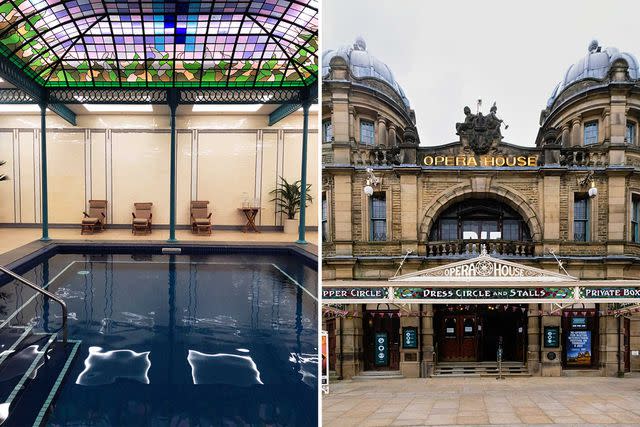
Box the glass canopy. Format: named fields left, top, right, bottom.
left=0, top=0, right=318, bottom=88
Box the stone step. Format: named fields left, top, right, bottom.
left=353, top=370, right=404, bottom=380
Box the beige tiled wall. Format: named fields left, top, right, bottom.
left=0, top=111, right=318, bottom=227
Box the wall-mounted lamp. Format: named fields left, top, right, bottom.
left=363, top=167, right=380, bottom=197
left=578, top=171, right=598, bottom=198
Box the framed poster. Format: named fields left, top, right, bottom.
left=321, top=330, right=329, bottom=394
left=402, top=327, right=418, bottom=349
left=374, top=332, right=388, bottom=366
left=566, top=330, right=592, bottom=367
left=544, top=326, right=560, bottom=348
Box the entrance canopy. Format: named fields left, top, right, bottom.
left=322, top=251, right=640, bottom=304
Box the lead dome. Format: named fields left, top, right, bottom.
left=322, top=37, right=411, bottom=108
left=547, top=40, right=640, bottom=108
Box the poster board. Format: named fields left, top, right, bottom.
left=321, top=330, right=329, bottom=394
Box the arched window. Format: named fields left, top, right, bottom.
left=429, top=199, right=531, bottom=242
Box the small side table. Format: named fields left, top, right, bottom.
left=239, top=207, right=260, bottom=233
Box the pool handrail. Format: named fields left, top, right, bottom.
left=0, top=265, right=67, bottom=344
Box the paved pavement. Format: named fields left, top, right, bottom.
left=323, top=376, right=640, bottom=426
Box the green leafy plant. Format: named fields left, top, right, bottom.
left=0, top=160, right=8, bottom=182
left=270, top=176, right=312, bottom=220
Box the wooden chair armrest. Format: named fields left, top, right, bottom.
left=82, top=211, right=89, bottom=218
left=101, top=212, right=106, bottom=218
left=132, top=213, right=136, bottom=219
left=207, top=213, right=212, bottom=219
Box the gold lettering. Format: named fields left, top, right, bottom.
left=455, top=156, right=466, bottom=166
left=423, top=156, right=433, bottom=166
left=434, top=156, right=445, bottom=166
left=467, top=156, right=477, bottom=166
left=506, top=156, right=517, bottom=167
left=528, top=156, right=537, bottom=166
left=495, top=156, right=505, bottom=167
left=445, top=156, right=454, bottom=166
left=481, top=156, right=494, bottom=166
left=516, top=156, right=526, bottom=166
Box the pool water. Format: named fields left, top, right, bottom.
left=0, top=252, right=318, bottom=426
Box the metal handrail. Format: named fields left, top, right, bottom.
left=0, top=265, right=67, bottom=343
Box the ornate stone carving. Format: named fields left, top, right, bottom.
left=456, top=103, right=505, bottom=155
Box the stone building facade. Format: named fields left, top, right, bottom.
left=322, top=39, right=640, bottom=379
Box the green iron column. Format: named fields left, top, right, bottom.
left=168, top=91, right=178, bottom=242
left=296, top=101, right=310, bottom=244
left=40, top=101, right=50, bottom=241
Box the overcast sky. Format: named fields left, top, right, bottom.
left=322, top=0, right=640, bottom=147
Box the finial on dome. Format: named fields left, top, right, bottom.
left=353, top=36, right=367, bottom=51
left=588, top=39, right=600, bottom=53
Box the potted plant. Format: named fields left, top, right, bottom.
left=270, top=176, right=313, bottom=234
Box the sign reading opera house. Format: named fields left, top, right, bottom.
left=322, top=38, right=640, bottom=379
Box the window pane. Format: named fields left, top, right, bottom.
left=441, top=219, right=457, bottom=240
left=361, top=120, right=375, bottom=145
left=322, top=195, right=328, bottom=242
left=584, top=121, right=598, bottom=145
left=322, top=120, right=333, bottom=143
left=627, top=123, right=636, bottom=145
left=574, top=221, right=587, bottom=242
left=370, top=193, right=386, bottom=241
left=574, top=198, right=587, bottom=220
left=371, top=220, right=387, bottom=241
left=503, top=220, right=519, bottom=241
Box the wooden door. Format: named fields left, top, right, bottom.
left=439, top=314, right=477, bottom=362
left=364, top=312, right=400, bottom=371
left=624, top=317, right=631, bottom=373
left=326, top=318, right=337, bottom=370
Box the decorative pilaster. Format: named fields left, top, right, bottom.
left=570, top=116, right=582, bottom=147
left=377, top=115, right=387, bottom=147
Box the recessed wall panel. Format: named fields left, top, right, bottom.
left=112, top=131, right=170, bottom=225
left=0, top=132, right=14, bottom=222
left=283, top=131, right=318, bottom=227
left=198, top=132, right=256, bottom=226
left=260, top=132, right=278, bottom=226
left=19, top=131, right=35, bottom=223
left=48, top=131, right=85, bottom=223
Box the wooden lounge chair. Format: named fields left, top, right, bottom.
left=191, top=201, right=212, bottom=235
left=81, top=200, right=107, bottom=234
left=131, top=202, right=153, bottom=235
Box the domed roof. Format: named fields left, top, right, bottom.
left=322, top=37, right=411, bottom=108
left=547, top=40, right=639, bottom=108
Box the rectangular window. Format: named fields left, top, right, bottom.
left=627, top=122, right=636, bottom=145
left=322, top=120, right=333, bottom=143
left=360, top=120, right=375, bottom=145
left=370, top=192, right=386, bottom=241
left=583, top=121, right=598, bottom=145
left=632, top=195, right=640, bottom=243
left=503, top=220, right=520, bottom=241
left=574, top=195, right=589, bottom=242
left=322, top=192, right=328, bottom=242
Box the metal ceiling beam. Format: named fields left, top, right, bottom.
left=268, top=84, right=317, bottom=126
left=0, top=55, right=76, bottom=125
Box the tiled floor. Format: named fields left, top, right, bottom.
left=0, top=227, right=318, bottom=256
left=323, top=377, right=640, bottom=426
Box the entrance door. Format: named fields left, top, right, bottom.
left=326, top=318, right=337, bottom=371
left=364, top=311, right=400, bottom=371
left=438, top=314, right=478, bottom=362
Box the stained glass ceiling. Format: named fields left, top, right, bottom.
left=0, top=0, right=318, bottom=88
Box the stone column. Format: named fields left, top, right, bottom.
left=570, top=116, right=582, bottom=147
left=540, top=306, right=562, bottom=376
left=561, top=124, right=570, bottom=147
left=600, top=306, right=623, bottom=376
left=377, top=116, right=388, bottom=147
left=610, top=94, right=627, bottom=145
left=421, top=304, right=435, bottom=377
left=542, top=174, right=560, bottom=253
left=608, top=174, right=626, bottom=255
left=333, top=173, right=353, bottom=268
left=527, top=303, right=541, bottom=375
left=399, top=308, right=420, bottom=378
left=338, top=307, right=364, bottom=379
left=400, top=172, right=419, bottom=255
left=331, top=87, right=351, bottom=164
left=388, top=123, right=397, bottom=147
left=602, top=109, right=611, bottom=143
left=348, top=106, right=356, bottom=142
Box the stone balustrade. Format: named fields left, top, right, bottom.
left=425, top=240, right=535, bottom=257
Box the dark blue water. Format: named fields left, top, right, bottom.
left=0, top=253, right=318, bottom=426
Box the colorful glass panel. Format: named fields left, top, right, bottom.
left=0, top=0, right=318, bottom=88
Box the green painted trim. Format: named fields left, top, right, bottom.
left=297, top=102, right=310, bottom=244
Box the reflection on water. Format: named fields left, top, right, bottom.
left=76, top=346, right=151, bottom=386
left=0, top=253, right=318, bottom=425
left=187, top=350, right=263, bottom=386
